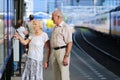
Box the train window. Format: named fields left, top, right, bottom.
left=113, top=15, right=116, bottom=26
left=117, top=16, right=120, bottom=26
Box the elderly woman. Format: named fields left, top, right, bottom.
left=14, top=20, right=50, bottom=80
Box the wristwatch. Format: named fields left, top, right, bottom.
left=64, top=54, right=69, bottom=57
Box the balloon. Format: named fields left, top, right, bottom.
left=46, top=19, right=55, bottom=28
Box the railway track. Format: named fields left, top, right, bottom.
left=74, top=28, right=120, bottom=77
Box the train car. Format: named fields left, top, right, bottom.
left=0, top=0, right=26, bottom=79
left=82, top=12, right=111, bottom=35
left=94, top=12, right=110, bottom=34
left=0, top=0, right=17, bottom=79
left=110, top=6, right=120, bottom=38
left=81, top=6, right=120, bottom=39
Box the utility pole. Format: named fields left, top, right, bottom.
left=94, top=0, right=97, bottom=15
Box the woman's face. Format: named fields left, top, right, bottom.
left=33, top=21, right=40, bottom=31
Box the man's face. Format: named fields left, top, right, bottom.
left=52, top=13, right=58, bottom=25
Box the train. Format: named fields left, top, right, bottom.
left=81, top=6, right=120, bottom=38
left=0, top=0, right=15, bottom=79
left=0, top=0, right=25, bottom=79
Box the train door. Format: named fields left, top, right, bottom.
left=110, top=11, right=117, bottom=35
left=116, top=11, right=120, bottom=35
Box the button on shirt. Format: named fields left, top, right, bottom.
left=51, top=21, right=72, bottom=48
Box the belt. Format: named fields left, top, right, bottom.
left=53, top=45, right=67, bottom=50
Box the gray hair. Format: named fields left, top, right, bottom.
left=53, top=9, right=62, bottom=17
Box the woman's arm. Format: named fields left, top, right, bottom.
left=14, top=32, right=30, bottom=45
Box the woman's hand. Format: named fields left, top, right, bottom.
left=14, top=32, right=20, bottom=40
left=23, top=30, right=28, bottom=35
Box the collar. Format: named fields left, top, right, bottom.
left=59, top=21, right=64, bottom=27
left=55, top=21, right=64, bottom=28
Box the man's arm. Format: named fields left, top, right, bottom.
left=65, top=42, right=73, bottom=57
left=62, top=41, right=72, bottom=66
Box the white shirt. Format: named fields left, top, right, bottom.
left=27, top=32, right=49, bottom=61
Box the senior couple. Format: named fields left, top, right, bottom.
left=14, top=9, right=73, bottom=80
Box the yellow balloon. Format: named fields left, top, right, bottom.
left=46, top=19, right=54, bottom=28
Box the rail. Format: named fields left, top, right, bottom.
left=80, top=29, right=120, bottom=62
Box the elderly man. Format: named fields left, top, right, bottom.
left=51, top=9, right=73, bottom=80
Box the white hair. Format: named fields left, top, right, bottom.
left=53, top=9, right=62, bottom=17
left=35, top=20, right=43, bottom=29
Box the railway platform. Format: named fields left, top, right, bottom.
left=11, top=43, right=120, bottom=80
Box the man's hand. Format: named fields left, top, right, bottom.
left=63, top=56, right=68, bottom=66
left=44, top=62, right=49, bottom=69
